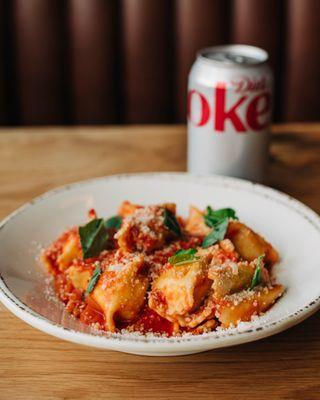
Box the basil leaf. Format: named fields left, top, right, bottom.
left=105, top=215, right=122, bottom=230
left=175, top=248, right=196, bottom=256
left=206, top=206, right=238, bottom=219
left=250, top=255, right=264, bottom=290
left=174, top=259, right=200, bottom=266
left=202, top=218, right=229, bottom=248
left=79, top=218, right=109, bottom=259
left=86, top=265, right=102, bottom=295
left=168, top=248, right=198, bottom=265
left=204, top=207, right=238, bottom=227
left=164, top=209, right=182, bottom=237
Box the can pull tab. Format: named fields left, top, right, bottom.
left=225, top=53, right=256, bottom=65
left=204, top=51, right=260, bottom=65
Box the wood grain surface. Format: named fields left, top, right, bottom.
left=0, top=124, right=319, bottom=400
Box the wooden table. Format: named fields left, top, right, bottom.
left=0, top=124, right=319, bottom=400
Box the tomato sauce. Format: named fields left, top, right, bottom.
left=80, top=296, right=105, bottom=327
left=41, top=197, right=284, bottom=338
left=127, top=307, right=173, bottom=336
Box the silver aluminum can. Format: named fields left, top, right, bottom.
left=187, top=44, right=273, bottom=182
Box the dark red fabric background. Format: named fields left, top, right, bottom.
left=0, top=0, right=319, bottom=125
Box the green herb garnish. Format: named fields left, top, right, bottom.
left=104, top=215, right=122, bottom=230
left=250, top=255, right=264, bottom=290
left=79, top=219, right=109, bottom=259
left=168, top=248, right=199, bottom=266
left=79, top=215, right=122, bottom=259
left=86, top=264, right=102, bottom=295
left=202, top=218, right=229, bottom=248
left=204, top=207, right=238, bottom=228
left=202, top=206, right=238, bottom=248
left=164, top=208, right=182, bottom=237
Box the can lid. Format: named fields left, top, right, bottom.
left=198, top=44, right=269, bottom=67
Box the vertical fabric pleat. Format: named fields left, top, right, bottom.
left=283, top=0, right=320, bottom=121
left=0, top=0, right=7, bottom=124
left=231, top=0, right=281, bottom=70
left=12, top=0, right=66, bottom=124
left=68, top=0, right=119, bottom=124
left=231, top=0, right=283, bottom=120
left=121, top=0, right=173, bottom=123
left=175, top=0, right=230, bottom=122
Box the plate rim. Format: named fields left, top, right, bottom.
left=1, top=172, right=320, bottom=354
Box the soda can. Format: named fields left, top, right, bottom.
left=187, top=44, right=273, bottom=182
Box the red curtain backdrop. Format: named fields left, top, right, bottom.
left=0, top=0, right=319, bottom=125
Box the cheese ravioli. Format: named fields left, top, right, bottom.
left=42, top=201, right=284, bottom=336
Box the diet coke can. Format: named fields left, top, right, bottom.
left=187, top=44, right=273, bottom=182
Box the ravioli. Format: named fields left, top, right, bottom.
left=148, top=259, right=211, bottom=323
left=91, top=254, right=148, bottom=331
left=216, top=284, right=285, bottom=327
left=42, top=201, right=284, bottom=336
left=227, top=221, right=279, bottom=267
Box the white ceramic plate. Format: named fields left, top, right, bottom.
left=1, top=173, right=320, bottom=356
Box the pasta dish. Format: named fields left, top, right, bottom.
left=42, top=201, right=284, bottom=336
